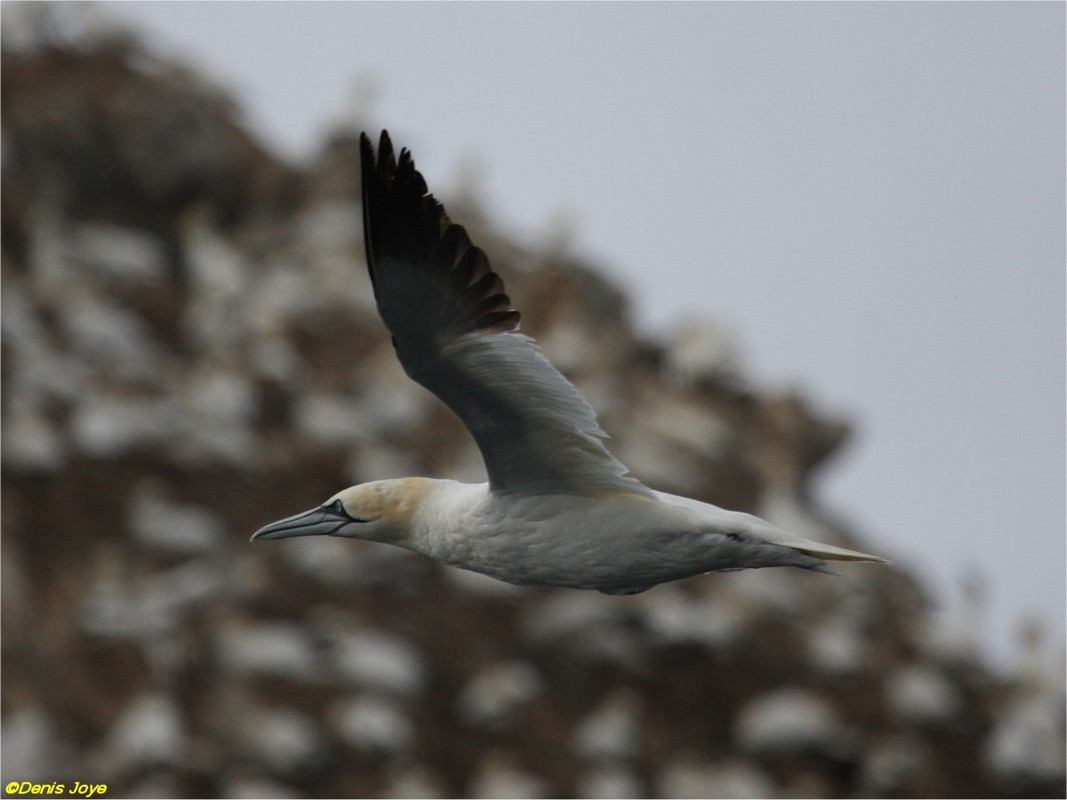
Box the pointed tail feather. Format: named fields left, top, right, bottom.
left=792, top=539, right=892, bottom=564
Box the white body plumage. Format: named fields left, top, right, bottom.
left=258, top=477, right=883, bottom=595
left=413, top=482, right=849, bottom=594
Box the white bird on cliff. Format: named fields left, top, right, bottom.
left=252, top=130, right=887, bottom=594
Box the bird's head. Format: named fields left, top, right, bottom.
left=251, top=478, right=432, bottom=546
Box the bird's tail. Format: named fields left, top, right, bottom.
left=790, top=539, right=892, bottom=574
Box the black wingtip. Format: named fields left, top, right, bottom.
left=378, top=130, right=396, bottom=173
left=359, top=130, right=385, bottom=180
left=359, top=129, right=521, bottom=336
left=360, top=129, right=393, bottom=156
left=359, top=129, right=400, bottom=207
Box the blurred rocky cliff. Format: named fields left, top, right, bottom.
left=2, top=17, right=1064, bottom=800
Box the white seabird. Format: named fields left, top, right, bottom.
left=252, top=131, right=888, bottom=595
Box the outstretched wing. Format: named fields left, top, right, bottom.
left=360, top=130, right=650, bottom=498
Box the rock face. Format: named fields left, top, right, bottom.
left=2, top=23, right=1064, bottom=800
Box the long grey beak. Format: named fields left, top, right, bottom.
left=251, top=505, right=353, bottom=541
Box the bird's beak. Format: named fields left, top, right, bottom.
left=251, top=505, right=354, bottom=541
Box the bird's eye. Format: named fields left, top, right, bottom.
left=326, top=497, right=367, bottom=523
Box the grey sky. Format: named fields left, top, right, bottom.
left=91, top=0, right=1065, bottom=666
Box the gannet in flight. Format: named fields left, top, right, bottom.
left=252, top=131, right=888, bottom=595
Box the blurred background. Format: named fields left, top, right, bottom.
left=93, top=0, right=1067, bottom=671
left=1, top=2, right=1063, bottom=798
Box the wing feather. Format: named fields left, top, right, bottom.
left=360, top=130, right=650, bottom=497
